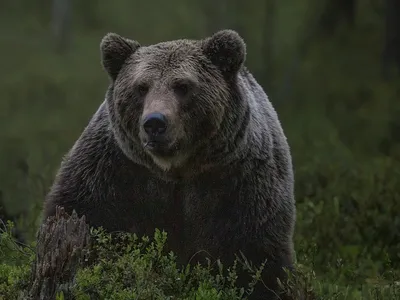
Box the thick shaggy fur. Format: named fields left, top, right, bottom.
left=42, top=30, right=296, bottom=299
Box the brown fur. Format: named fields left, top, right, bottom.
left=42, top=30, right=296, bottom=299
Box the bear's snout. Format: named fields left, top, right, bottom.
left=142, top=112, right=168, bottom=137
left=140, top=111, right=177, bottom=157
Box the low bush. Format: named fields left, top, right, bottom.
left=1, top=222, right=399, bottom=300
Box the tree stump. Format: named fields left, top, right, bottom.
left=28, top=206, right=90, bottom=300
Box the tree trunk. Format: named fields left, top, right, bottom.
left=52, top=0, right=72, bottom=54
left=28, top=206, right=90, bottom=300
left=319, top=0, right=356, bottom=36
left=382, top=0, right=400, bottom=79
left=260, top=0, right=276, bottom=93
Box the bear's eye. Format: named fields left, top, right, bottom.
left=173, top=81, right=191, bottom=97
left=137, top=83, right=149, bottom=96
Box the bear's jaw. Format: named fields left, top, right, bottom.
left=151, top=156, right=172, bottom=171
left=149, top=153, right=188, bottom=172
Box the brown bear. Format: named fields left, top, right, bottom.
left=42, top=29, right=296, bottom=299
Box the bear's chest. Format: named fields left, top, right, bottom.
left=125, top=174, right=244, bottom=264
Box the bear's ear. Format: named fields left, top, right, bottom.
left=100, top=33, right=141, bottom=80
left=202, top=29, right=246, bottom=78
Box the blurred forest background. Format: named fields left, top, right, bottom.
left=1, top=0, right=400, bottom=293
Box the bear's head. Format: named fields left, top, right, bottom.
left=100, top=30, right=247, bottom=176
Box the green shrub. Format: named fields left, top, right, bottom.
left=0, top=221, right=33, bottom=300
left=72, top=228, right=256, bottom=300
left=294, top=156, right=400, bottom=280
left=1, top=222, right=399, bottom=300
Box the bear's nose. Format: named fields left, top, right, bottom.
left=142, top=113, right=168, bottom=136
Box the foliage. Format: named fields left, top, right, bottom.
left=1, top=224, right=400, bottom=299
left=291, top=153, right=400, bottom=266
left=72, top=228, right=255, bottom=300
left=0, top=222, right=34, bottom=300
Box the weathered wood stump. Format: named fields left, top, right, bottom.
left=28, top=206, right=90, bottom=300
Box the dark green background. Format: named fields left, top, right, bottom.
left=0, top=0, right=399, bottom=287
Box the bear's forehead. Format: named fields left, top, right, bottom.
left=129, top=40, right=204, bottom=78
left=135, top=40, right=201, bottom=66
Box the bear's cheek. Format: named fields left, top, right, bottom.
left=179, top=107, right=219, bottom=145
left=115, top=96, right=143, bottom=134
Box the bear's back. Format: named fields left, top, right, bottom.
left=235, top=67, right=293, bottom=169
